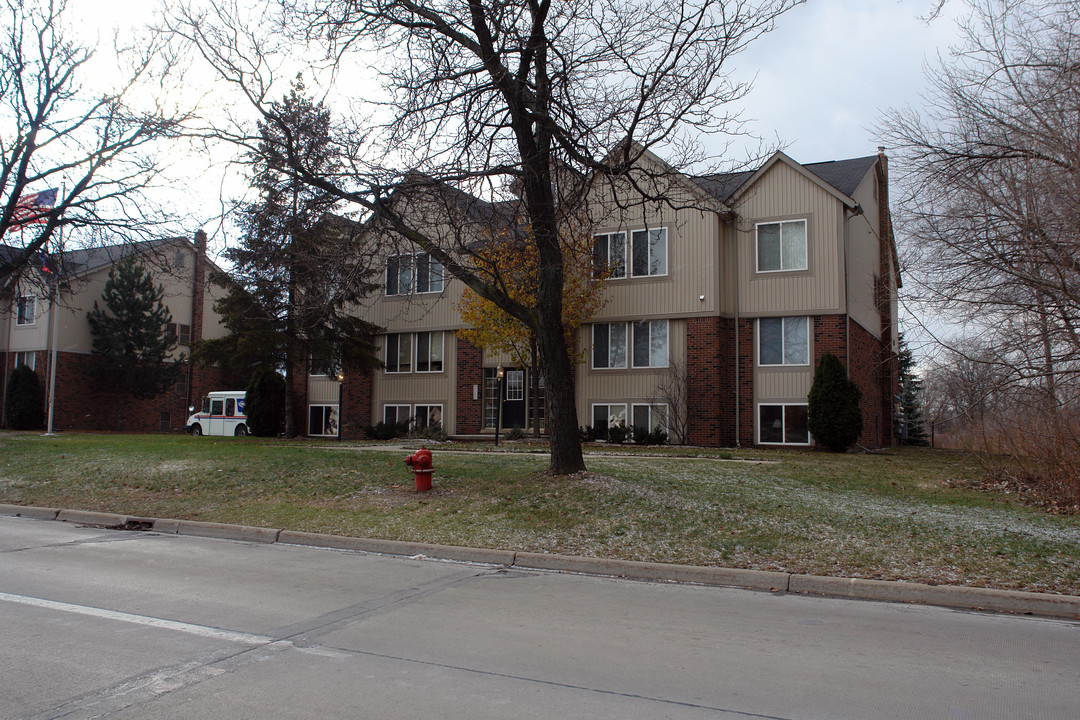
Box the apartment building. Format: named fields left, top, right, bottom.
left=1, top=230, right=232, bottom=432
left=302, top=148, right=900, bottom=447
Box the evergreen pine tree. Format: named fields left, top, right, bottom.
left=807, top=352, right=863, bottom=453
left=897, top=333, right=928, bottom=445
left=87, top=256, right=182, bottom=410
left=196, top=76, right=380, bottom=438
left=4, top=364, right=44, bottom=430
left=244, top=368, right=286, bottom=437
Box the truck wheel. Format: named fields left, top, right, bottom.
left=190, top=424, right=202, bottom=436
left=235, top=424, right=248, bottom=437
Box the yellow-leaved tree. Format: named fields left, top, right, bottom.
left=458, top=225, right=608, bottom=437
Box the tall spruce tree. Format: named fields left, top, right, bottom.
left=198, top=77, right=380, bottom=438
left=807, top=352, right=863, bottom=453
left=88, top=256, right=182, bottom=427
left=897, top=334, right=928, bottom=446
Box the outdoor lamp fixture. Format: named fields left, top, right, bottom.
left=337, top=372, right=345, bottom=442
left=495, top=364, right=505, bottom=447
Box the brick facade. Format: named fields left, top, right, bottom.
left=686, top=316, right=737, bottom=446
left=737, top=318, right=755, bottom=445
left=3, top=349, right=228, bottom=432
left=455, top=333, right=483, bottom=434
left=340, top=367, right=373, bottom=440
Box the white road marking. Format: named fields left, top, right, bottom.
left=0, top=591, right=277, bottom=645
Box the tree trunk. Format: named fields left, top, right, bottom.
left=536, top=306, right=584, bottom=473
left=283, top=361, right=296, bottom=439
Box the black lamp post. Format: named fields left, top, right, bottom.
left=337, top=372, right=344, bottom=442
left=495, top=364, right=504, bottom=447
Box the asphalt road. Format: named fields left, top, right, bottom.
left=2, top=515, right=1078, bottom=719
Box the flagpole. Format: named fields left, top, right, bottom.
left=44, top=182, right=63, bottom=436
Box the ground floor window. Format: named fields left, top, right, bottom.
left=631, top=403, right=668, bottom=437
left=758, top=404, right=809, bottom=445
left=159, top=411, right=171, bottom=433
left=592, top=403, right=628, bottom=441
left=13, top=351, right=35, bottom=370
left=309, top=404, right=339, bottom=436
left=384, top=404, right=411, bottom=426
left=413, top=404, right=443, bottom=430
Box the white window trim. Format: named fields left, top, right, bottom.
left=385, top=333, right=412, bottom=374
left=383, top=404, right=412, bottom=426
left=592, top=322, right=628, bottom=370
left=631, top=403, right=669, bottom=434
left=630, top=227, right=668, bottom=278
left=591, top=402, right=628, bottom=433
left=757, top=317, right=811, bottom=367
left=14, top=351, right=35, bottom=370
left=415, top=330, right=445, bottom=373
left=757, top=403, right=812, bottom=446
left=413, top=403, right=444, bottom=429
left=631, top=319, right=669, bottom=369
left=593, top=231, right=627, bottom=280
left=385, top=252, right=444, bottom=296
left=16, top=295, right=36, bottom=326
left=755, top=219, right=808, bottom=274
left=308, top=404, right=340, bottom=437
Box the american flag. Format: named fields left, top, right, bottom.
left=7, top=187, right=58, bottom=233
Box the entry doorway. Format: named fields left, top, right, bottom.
left=483, top=367, right=543, bottom=432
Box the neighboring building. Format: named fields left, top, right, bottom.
left=1, top=231, right=232, bottom=432
left=303, top=148, right=902, bottom=448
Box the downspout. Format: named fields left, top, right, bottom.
left=731, top=213, right=740, bottom=447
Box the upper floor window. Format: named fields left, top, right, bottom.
left=592, top=323, right=627, bottom=369
left=166, top=322, right=192, bottom=346
left=592, top=232, right=626, bottom=279
left=386, top=253, right=444, bottom=295
left=756, top=219, right=807, bottom=273
left=631, top=228, right=667, bottom=277
left=759, top=317, right=809, bottom=366
left=385, top=333, right=413, bottom=373
left=416, top=331, right=444, bottom=373
left=16, top=296, right=35, bottom=325
left=632, top=319, right=668, bottom=368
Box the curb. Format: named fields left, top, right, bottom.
left=3, top=502, right=1078, bottom=621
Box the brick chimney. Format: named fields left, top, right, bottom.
left=191, top=229, right=207, bottom=346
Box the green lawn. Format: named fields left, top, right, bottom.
left=2, top=432, right=1078, bottom=594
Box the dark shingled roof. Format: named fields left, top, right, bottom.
left=692, top=155, right=878, bottom=205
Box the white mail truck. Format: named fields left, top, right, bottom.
left=185, top=391, right=249, bottom=437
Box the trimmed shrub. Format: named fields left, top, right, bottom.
left=807, top=352, right=863, bottom=452
left=5, top=365, right=44, bottom=430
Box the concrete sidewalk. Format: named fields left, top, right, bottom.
left=2, top=502, right=1078, bottom=622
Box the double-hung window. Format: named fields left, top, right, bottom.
left=758, top=317, right=809, bottom=366
left=16, top=296, right=35, bottom=325
left=384, top=404, right=411, bottom=426
left=631, top=228, right=667, bottom=277
left=386, top=253, right=443, bottom=295
left=632, top=319, right=668, bottom=368
left=592, top=323, right=627, bottom=369
left=592, top=232, right=626, bottom=279
left=385, top=333, right=412, bottom=373
left=756, top=219, right=807, bottom=272
left=416, top=331, right=444, bottom=372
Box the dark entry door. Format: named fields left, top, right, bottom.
left=502, top=369, right=526, bottom=429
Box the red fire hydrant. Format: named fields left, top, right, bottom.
left=404, top=446, right=434, bottom=492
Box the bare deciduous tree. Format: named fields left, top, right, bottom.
left=880, top=0, right=1080, bottom=493
left=171, top=0, right=802, bottom=473
left=0, top=0, right=191, bottom=288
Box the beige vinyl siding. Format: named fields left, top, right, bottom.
left=755, top=367, right=813, bottom=400
left=844, top=168, right=883, bottom=340
left=575, top=319, right=686, bottom=425
left=307, top=375, right=341, bottom=404
left=370, top=330, right=458, bottom=432
left=734, top=161, right=846, bottom=315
